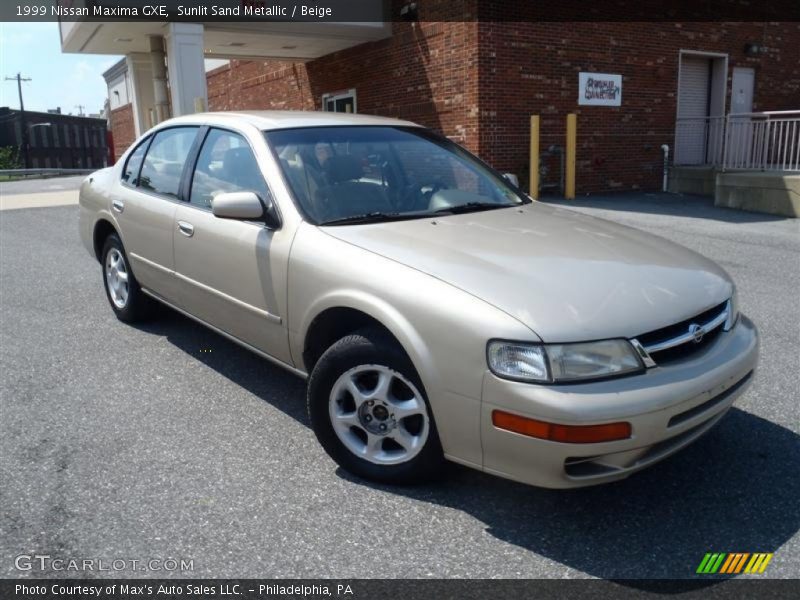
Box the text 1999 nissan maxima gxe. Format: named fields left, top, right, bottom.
left=79, top=111, right=759, bottom=488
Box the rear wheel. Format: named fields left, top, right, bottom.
left=101, top=233, right=154, bottom=322
left=307, top=328, right=445, bottom=484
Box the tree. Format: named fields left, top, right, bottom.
left=0, top=146, right=21, bottom=170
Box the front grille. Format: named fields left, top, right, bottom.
left=633, top=300, right=728, bottom=366
left=649, top=325, right=723, bottom=363
left=637, top=301, right=727, bottom=348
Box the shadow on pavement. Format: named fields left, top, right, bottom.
left=540, top=192, right=790, bottom=224
left=342, top=408, right=800, bottom=588
left=135, top=307, right=800, bottom=587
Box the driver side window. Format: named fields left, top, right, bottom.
left=190, top=129, right=269, bottom=210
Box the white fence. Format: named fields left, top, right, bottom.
left=675, top=110, right=800, bottom=172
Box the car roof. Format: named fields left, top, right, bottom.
left=166, top=110, right=422, bottom=131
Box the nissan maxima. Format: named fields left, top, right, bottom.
left=79, top=111, right=759, bottom=488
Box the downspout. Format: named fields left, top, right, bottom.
left=149, top=36, right=170, bottom=125
left=660, top=144, right=670, bottom=192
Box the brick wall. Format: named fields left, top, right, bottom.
left=109, top=104, right=136, bottom=161
left=115, top=14, right=800, bottom=195
left=477, top=20, right=800, bottom=193
left=207, top=0, right=481, bottom=150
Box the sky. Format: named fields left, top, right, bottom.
left=0, top=22, right=120, bottom=116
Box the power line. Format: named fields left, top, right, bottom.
left=4, top=73, right=32, bottom=168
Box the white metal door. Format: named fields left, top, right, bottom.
left=727, top=67, right=757, bottom=167
left=676, top=56, right=711, bottom=164
left=731, top=67, right=755, bottom=114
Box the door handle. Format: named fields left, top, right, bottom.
left=111, top=199, right=124, bottom=213
left=177, top=221, right=194, bottom=237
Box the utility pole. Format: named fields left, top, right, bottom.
left=75, top=104, right=86, bottom=117
left=5, top=73, right=32, bottom=168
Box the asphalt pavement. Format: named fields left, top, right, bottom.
left=1, top=193, right=798, bottom=581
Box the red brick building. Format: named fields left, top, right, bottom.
left=104, top=15, right=800, bottom=195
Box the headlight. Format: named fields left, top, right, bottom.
left=487, top=339, right=644, bottom=383
left=724, top=289, right=739, bottom=331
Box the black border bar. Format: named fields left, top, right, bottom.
left=3, top=579, right=800, bottom=600
left=4, top=0, right=800, bottom=22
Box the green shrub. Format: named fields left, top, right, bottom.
left=0, top=146, right=21, bottom=170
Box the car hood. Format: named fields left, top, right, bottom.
left=321, top=204, right=733, bottom=342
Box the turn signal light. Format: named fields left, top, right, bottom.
left=491, top=410, right=632, bottom=443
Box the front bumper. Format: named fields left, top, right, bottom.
left=480, top=315, right=759, bottom=488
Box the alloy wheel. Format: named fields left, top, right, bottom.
left=105, top=247, right=129, bottom=309
left=328, top=364, right=430, bottom=465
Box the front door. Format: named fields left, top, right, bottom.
left=172, top=127, right=291, bottom=363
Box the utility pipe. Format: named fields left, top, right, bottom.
left=660, top=144, right=670, bottom=192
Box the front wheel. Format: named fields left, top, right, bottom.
left=307, top=328, right=445, bottom=484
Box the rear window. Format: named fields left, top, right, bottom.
left=121, top=137, right=148, bottom=186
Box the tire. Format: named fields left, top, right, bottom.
left=101, top=233, right=154, bottom=323
left=307, top=327, right=445, bottom=484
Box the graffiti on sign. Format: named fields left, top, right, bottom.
left=578, top=72, right=622, bottom=106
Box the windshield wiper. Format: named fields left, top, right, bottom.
left=320, top=211, right=407, bottom=226
left=431, top=202, right=508, bottom=215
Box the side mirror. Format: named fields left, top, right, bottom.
left=212, top=191, right=265, bottom=220
left=503, top=173, right=520, bottom=187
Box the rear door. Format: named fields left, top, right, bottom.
left=172, top=127, right=292, bottom=364
left=111, top=126, right=200, bottom=303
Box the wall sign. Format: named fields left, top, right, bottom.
left=578, top=72, right=622, bottom=106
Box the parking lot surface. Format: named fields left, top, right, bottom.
left=1, top=193, right=798, bottom=580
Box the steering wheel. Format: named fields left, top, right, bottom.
left=395, top=179, right=449, bottom=211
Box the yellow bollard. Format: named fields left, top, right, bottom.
left=565, top=113, right=577, bottom=199
left=529, top=115, right=540, bottom=199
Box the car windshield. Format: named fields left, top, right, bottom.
left=264, top=126, right=528, bottom=225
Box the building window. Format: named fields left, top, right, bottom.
left=322, top=89, right=357, bottom=114
left=64, top=125, right=71, bottom=148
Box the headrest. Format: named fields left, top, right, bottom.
left=323, top=154, right=364, bottom=184
left=223, top=147, right=260, bottom=187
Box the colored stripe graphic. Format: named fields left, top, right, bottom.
left=698, top=552, right=774, bottom=574
left=744, top=553, right=774, bottom=574
left=720, top=553, right=750, bottom=574
left=697, top=553, right=727, bottom=574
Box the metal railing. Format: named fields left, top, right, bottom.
left=0, top=168, right=95, bottom=179
left=675, top=110, right=800, bottom=172
left=723, top=111, right=800, bottom=171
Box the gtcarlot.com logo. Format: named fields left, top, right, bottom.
left=696, top=552, right=774, bottom=574
left=14, top=554, right=194, bottom=573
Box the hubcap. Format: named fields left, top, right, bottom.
left=329, top=365, right=430, bottom=465
left=105, top=247, right=129, bottom=309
